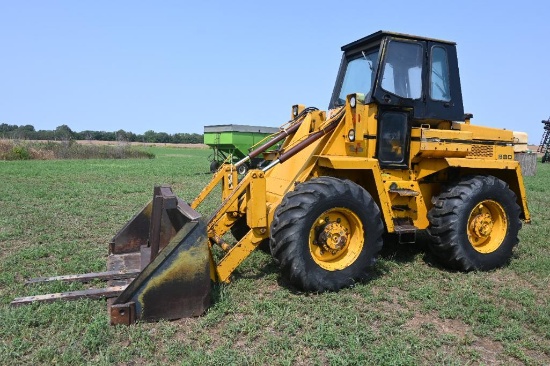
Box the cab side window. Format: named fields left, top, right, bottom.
left=430, top=46, right=451, bottom=101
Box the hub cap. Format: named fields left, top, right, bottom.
left=309, top=208, right=364, bottom=271
left=467, top=200, right=507, bottom=253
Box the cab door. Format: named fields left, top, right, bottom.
left=372, top=38, right=424, bottom=168
left=372, top=38, right=427, bottom=119
left=372, top=37, right=465, bottom=123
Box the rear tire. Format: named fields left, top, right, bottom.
left=427, top=175, right=521, bottom=271
left=270, top=177, right=383, bottom=292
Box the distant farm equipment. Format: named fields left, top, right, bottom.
left=203, top=124, right=279, bottom=174
left=538, top=118, right=550, bottom=163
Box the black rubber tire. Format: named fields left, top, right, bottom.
left=209, top=160, right=220, bottom=173
left=270, top=177, right=384, bottom=292
left=237, top=163, right=249, bottom=175
left=427, top=175, right=521, bottom=271
left=230, top=217, right=270, bottom=253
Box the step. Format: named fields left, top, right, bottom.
left=394, top=224, right=418, bottom=234
left=394, top=224, right=418, bottom=244
left=389, top=188, right=419, bottom=197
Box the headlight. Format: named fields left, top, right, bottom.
left=348, top=129, right=356, bottom=142
left=292, top=105, right=299, bottom=117
left=349, top=95, right=356, bottom=108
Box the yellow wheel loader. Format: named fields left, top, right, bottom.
left=13, top=31, right=530, bottom=325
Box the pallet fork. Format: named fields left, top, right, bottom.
left=12, top=186, right=211, bottom=325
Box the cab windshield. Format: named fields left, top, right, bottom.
left=336, top=49, right=379, bottom=106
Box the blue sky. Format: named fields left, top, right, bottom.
left=1, top=1, right=549, bottom=144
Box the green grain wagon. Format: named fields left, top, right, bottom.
left=204, top=124, right=280, bottom=174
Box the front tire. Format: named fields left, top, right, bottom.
left=427, top=175, right=521, bottom=271
left=270, top=177, right=383, bottom=292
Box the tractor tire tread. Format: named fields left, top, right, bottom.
left=427, top=175, right=521, bottom=271
left=270, top=177, right=383, bottom=292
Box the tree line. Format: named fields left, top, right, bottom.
left=0, top=123, right=203, bottom=144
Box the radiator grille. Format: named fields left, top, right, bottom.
left=469, top=145, right=494, bottom=157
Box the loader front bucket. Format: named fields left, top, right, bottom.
left=107, top=185, right=212, bottom=325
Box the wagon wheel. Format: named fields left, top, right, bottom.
left=209, top=160, right=220, bottom=173
left=237, top=163, right=249, bottom=175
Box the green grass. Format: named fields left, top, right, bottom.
left=0, top=149, right=549, bottom=365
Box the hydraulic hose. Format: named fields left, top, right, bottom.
left=262, top=107, right=345, bottom=172
left=234, top=107, right=318, bottom=168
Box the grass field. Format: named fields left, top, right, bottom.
left=0, top=147, right=548, bottom=365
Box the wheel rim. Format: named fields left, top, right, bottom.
left=237, top=164, right=247, bottom=175
left=308, top=207, right=364, bottom=271
left=467, top=200, right=507, bottom=253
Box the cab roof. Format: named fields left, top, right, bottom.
left=341, top=31, right=456, bottom=52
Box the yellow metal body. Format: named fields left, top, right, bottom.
left=191, top=100, right=531, bottom=283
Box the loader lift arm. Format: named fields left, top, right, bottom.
left=194, top=106, right=346, bottom=283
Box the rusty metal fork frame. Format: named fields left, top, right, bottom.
left=13, top=185, right=211, bottom=326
